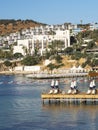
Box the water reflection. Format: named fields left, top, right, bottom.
left=0, top=75, right=98, bottom=130
left=42, top=103, right=98, bottom=114
left=42, top=103, right=98, bottom=130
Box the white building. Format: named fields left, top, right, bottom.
left=90, top=23, right=98, bottom=30
left=13, top=39, right=34, bottom=56
left=13, top=30, right=70, bottom=56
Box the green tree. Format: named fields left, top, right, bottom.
left=22, top=46, right=28, bottom=55
left=13, top=53, right=23, bottom=59
left=44, top=49, right=51, bottom=59
left=91, top=59, right=98, bottom=67
left=4, top=60, right=12, bottom=67
left=55, top=55, right=62, bottom=63
left=47, top=63, right=56, bottom=74
left=86, top=41, right=96, bottom=49
left=64, top=47, right=73, bottom=55
left=70, top=36, right=77, bottom=45
left=21, top=55, right=41, bottom=66
left=4, top=51, right=13, bottom=59
left=0, top=49, right=4, bottom=58
left=48, top=40, right=65, bottom=56
left=71, top=52, right=82, bottom=60
left=21, top=56, right=34, bottom=66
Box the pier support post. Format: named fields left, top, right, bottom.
left=42, top=99, right=44, bottom=105
left=49, top=99, right=51, bottom=104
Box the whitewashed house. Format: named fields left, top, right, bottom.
left=13, top=39, right=34, bottom=56
left=13, top=29, right=70, bottom=56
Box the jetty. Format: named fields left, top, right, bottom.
left=41, top=91, right=98, bottom=105
left=26, top=72, right=88, bottom=79
left=41, top=72, right=98, bottom=105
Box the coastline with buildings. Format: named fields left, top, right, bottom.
left=1, top=22, right=98, bottom=57
left=0, top=21, right=98, bottom=77
left=0, top=64, right=88, bottom=78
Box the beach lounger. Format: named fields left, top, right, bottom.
left=49, top=89, right=54, bottom=94
left=67, top=89, right=72, bottom=94
left=72, top=89, right=77, bottom=94
left=86, top=89, right=91, bottom=94
left=92, top=89, right=96, bottom=94
left=53, top=89, right=58, bottom=94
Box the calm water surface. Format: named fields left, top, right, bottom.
left=0, top=75, right=98, bottom=130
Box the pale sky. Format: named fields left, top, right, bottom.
left=0, top=0, right=98, bottom=24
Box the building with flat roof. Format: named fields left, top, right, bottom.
left=13, top=29, right=70, bottom=56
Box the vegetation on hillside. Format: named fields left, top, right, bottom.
left=0, top=19, right=46, bottom=35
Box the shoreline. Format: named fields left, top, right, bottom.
left=0, top=71, right=33, bottom=75
left=0, top=71, right=93, bottom=79
left=21, top=72, right=88, bottom=78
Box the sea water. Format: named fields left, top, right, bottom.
left=0, top=75, right=98, bottom=130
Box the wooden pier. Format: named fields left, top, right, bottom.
left=41, top=92, right=98, bottom=104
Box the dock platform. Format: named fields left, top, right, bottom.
left=41, top=92, right=98, bottom=104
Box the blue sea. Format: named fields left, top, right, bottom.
left=0, top=75, right=98, bottom=130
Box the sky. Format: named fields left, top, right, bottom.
left=0, top=0, right=98, bottom=25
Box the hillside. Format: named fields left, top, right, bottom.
left=0, top=19, right=46, bottom=35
